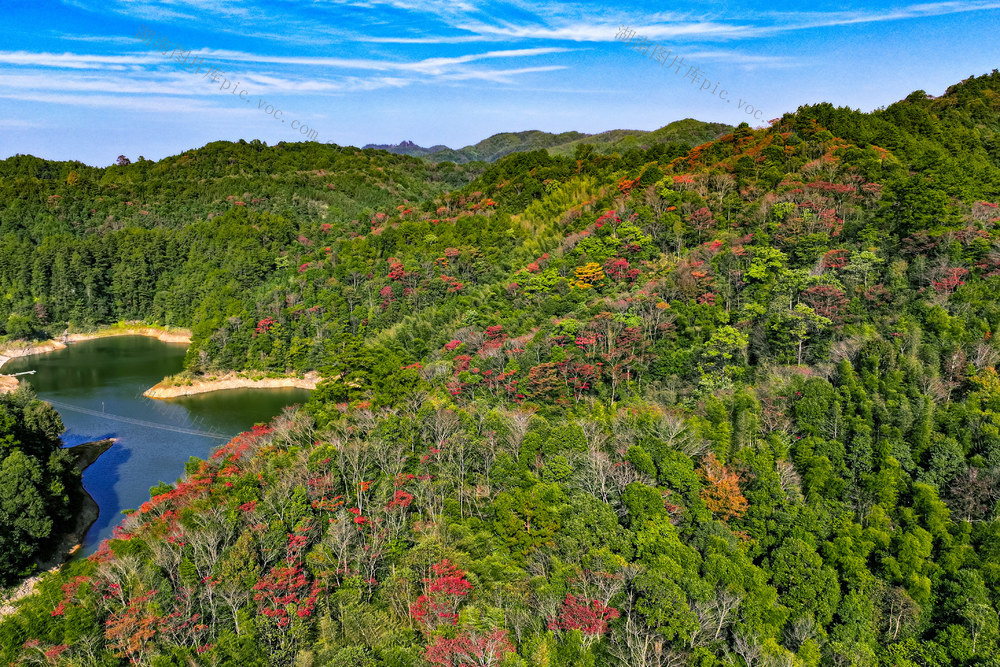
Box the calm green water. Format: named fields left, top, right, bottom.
left=3, top=336, right=311, bottom=552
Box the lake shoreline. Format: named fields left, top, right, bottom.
left=0, top=438, right=113, bottom=620
left=144, top=371, right=321, bottom=398
left=47, top=439, right=115, bottom=568
left=1, top=327, right=320, bottom=399
left=0, top=339, right=67, bottom=373
left=0, top=324, right=192, bottom=393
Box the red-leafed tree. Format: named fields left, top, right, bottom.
left=424, top=629, right=515, bottom=666
left=690, top=207, right=715, bottom=240
left=800, top=284, right=848, bottom=323
left=821, top=248, right=850, bottom=270
left=387, top=489, right=414, bottom=509
left=253, top=563, right=321, bottom=629
left=484, top=325, right=507, bottom=343
left=972, top=201, right=999, bottom=222
left=933, top=266, right=969, bottom=293
left=255, top=317, right=276, bottom=335
left=527, top=363, right=563, bottom=400
left=50, top=575, right=90, bottom=617
left=548, top=593, right=620, bottom=648
left=388, top=262, right=407, bottom=281
left=604, top=257, right=633, bottom=282
left=410, top=559, right=474, bottom=629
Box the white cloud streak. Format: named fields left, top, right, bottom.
left=0, top=42, right=572, bottom=111
left=357, top=1, right=1000, bottom=44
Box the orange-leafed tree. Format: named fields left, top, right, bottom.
left=103, top=591, right=162, bottom=663
left=698, top=453, right=748, bottom=521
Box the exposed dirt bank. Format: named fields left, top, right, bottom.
left=0, top=339, right=66, bottom=372
left=144, top=371, right=321, bottom=398
left=0, top=374, right=20, bottom=394
left=62, top=325, right=191, bottom=345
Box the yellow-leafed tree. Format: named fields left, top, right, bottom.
left=573, top=262, right=605, bottom=289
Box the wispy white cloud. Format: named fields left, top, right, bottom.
left=358, top=34, right=490, bottom=44
left=0, top=90, right=223, bottom=113
left=58, top=0, right=360, bottom=44
left=54, top=0, right=1000, bottom=50
left=0, top=51, right=164, bottom=69
left=0, top=43, right=572, bottom=95
left=680, top=50, right=796, bottom=68
left=311, top=0, right=482, bottom=12
left=457, top=20, right=755, bottom=42
left=0, top=118, right=45, bottom=129
left=437, top=64, right=567, bottom=83
left=52, top=33, right=142, bottom=45
left=0, top=40, right=572, bottom=112
left=0, top=71, right=188, bottom=95
left=0, top=69, right=424, bottom=110
left=773, top=0, right=1000, bottom=30
left=362, top=0, right=1000, bottom=44
left=59, top=0, right=200, bottom=23
left=188, top=46, right=573, bottom=73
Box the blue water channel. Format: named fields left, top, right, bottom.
left=3, top=336, right=311, bottom=552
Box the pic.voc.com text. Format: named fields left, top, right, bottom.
left=615, top=25, right=765, bottom=121
left=135, top=26, right=321, bottom=141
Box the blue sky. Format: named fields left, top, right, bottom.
left=1, top=0, right=999, bottom=166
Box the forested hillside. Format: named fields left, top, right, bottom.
left=0, top=388, right=76, bottom=584
left=0, top=141, right=479, bottom=366
left=3, top=70, right=1000, bottom=665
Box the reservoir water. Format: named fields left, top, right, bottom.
left=2, top=336, right=311, bottom=552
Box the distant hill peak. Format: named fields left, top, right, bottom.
left=363, top=119, right=733, bottom=164
left=362, top=139, right=445, bottom=153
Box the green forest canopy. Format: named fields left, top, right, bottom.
left=2, top=70, right=1000, bottom=665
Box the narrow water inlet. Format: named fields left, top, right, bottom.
left=1, top=336, right=311, bottom=553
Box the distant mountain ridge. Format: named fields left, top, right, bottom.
left=364, top=118, right=733, bottom=163
left=363, top=139, right=453, bottom=156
